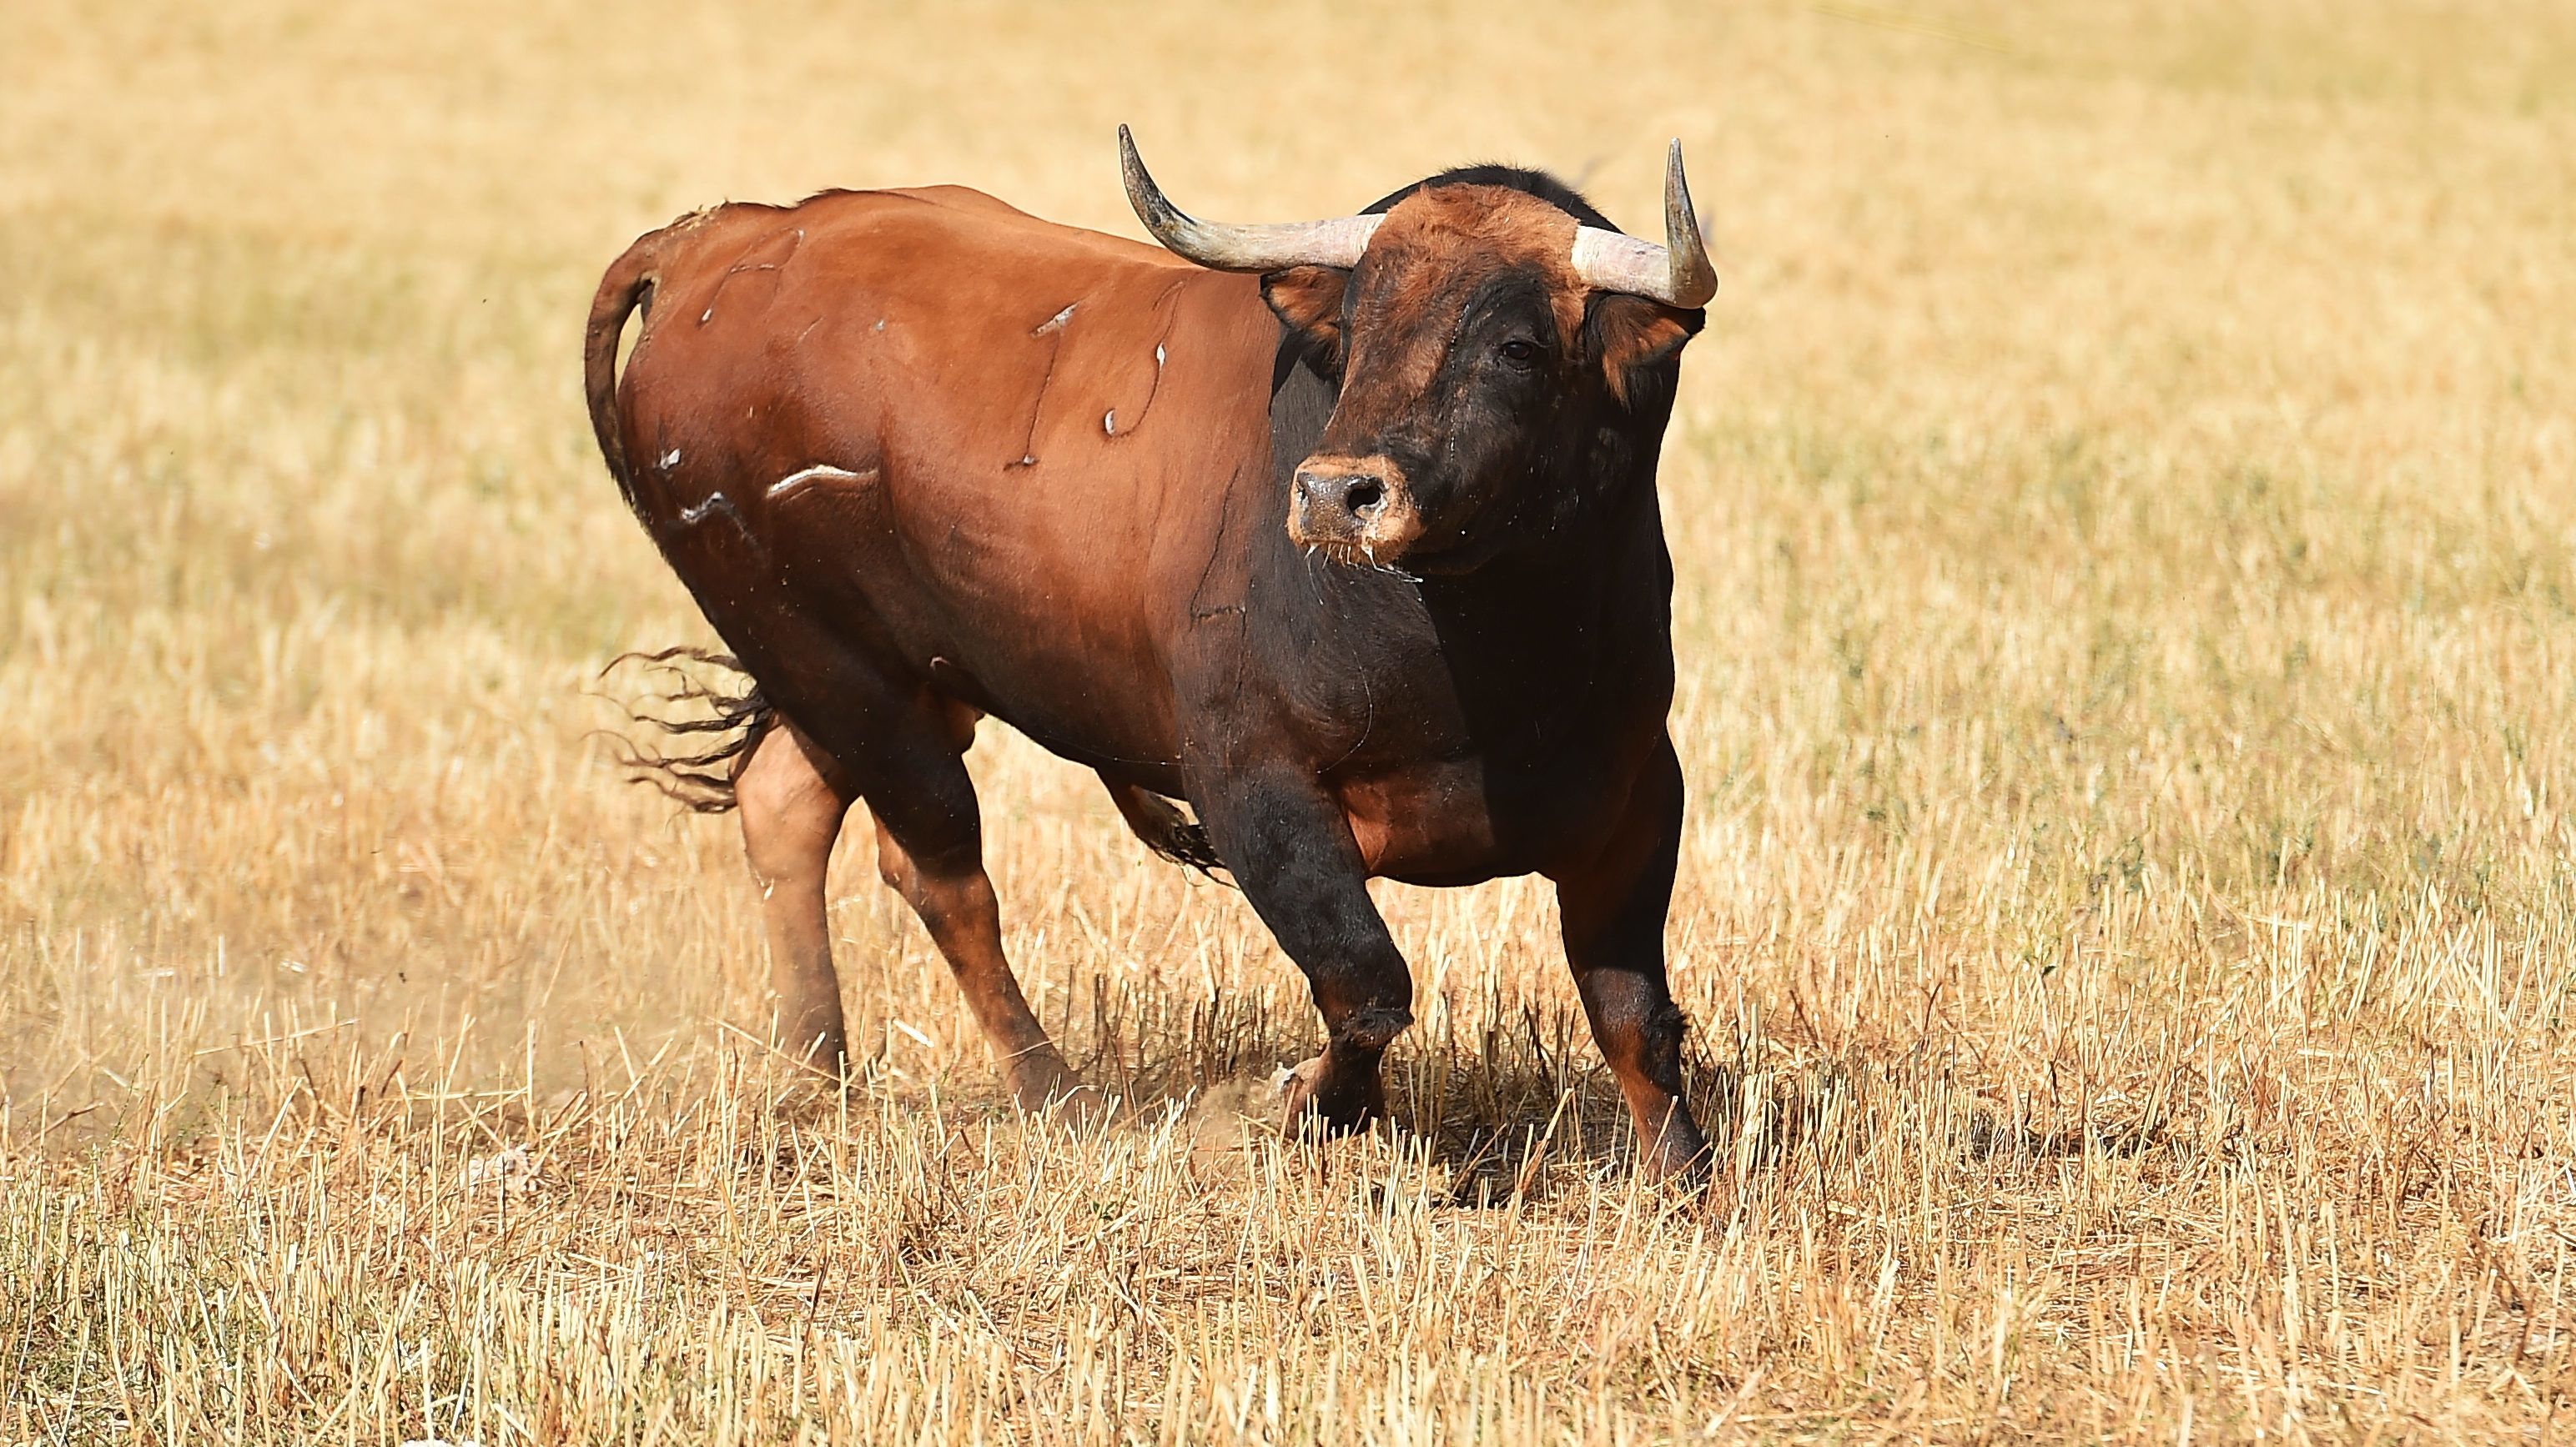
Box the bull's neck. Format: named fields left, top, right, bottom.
left=1256, top=346, right=1672, bottom=688
left=1421, top=485, right=1669, bottom=665
left=1246, top=468, right=1672, bottom=690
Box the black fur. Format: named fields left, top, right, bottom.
left=1363, top=164, right=1621, bottom=232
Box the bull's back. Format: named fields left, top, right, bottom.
left=610, top=187, right=1281, bottom=768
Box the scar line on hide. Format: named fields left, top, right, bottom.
left=677, top=491, right=737, bottom=526
left=766, top=465, right=872, bottom=499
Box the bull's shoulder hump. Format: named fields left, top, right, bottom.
left=874, top=183, right=1032, bottom=219
left=797, top=188, right=1200, bottom=272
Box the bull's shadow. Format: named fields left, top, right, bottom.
left=1041, top=967, right=2171, bottom=1203
left=1053, top=976, right=1738, bottom=1203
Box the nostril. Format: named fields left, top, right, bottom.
left=1296, top=465, right=1396, bottom=523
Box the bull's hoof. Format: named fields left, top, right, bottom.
left=1042, top=1083, right=1117, bottom=1128
left=769, top=1021, right=850, bottom=1079
left=1007, top=1057, right=1114, bottom=1128
left=1634, top=1116, right=1713, bottom=1188
left=1272, top=1056, right=1385, bottom=1137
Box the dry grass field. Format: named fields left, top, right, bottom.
left=6, top=0, right=2576, bottom=1440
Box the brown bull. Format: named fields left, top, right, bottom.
left=585, top=129, right=1718, bottom=1178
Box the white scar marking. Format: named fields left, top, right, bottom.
left=1033, top=304, right=1076, bottom=335
left=677, top=491, right=732, bottom=525
left=658, top=448, right=682, bottom=470
left=765, top=464, right=868, bottom=499
left=1155, top=344, right=1166, bottom=366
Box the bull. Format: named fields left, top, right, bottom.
left=583, top=129, right=1718, bottom=1178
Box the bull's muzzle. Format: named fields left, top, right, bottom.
left=1289, top=455, right=1425, bottom=566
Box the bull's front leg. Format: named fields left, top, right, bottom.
left=1550, top=736, right=1709, bottom=1183
left=1192, top=770, right=1413, bottom=1133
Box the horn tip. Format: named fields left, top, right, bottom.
left=1117, top=126, right=1151, bottom=202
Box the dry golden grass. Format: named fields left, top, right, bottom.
left=6, top=0, right=2576, bottom=1440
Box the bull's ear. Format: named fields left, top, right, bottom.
left=1587, top=294, right=1703, bottom=407
left=1261, top=264, right=1350, bottom=379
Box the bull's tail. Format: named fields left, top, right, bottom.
left=587, top=229, right=777, bottom=812
left=597, top=647, right=776, bottom=814
left=584, top=231, right=661, bottom=510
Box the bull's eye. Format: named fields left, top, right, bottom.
left=1497, top=337, right=1540, bottom=368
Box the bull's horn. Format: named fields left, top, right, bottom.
left=1119, top=125, right=1382, bottom=272
left=1567, top=138, right=1718, bottom=309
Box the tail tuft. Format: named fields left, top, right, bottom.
left=596, top=647, right=774, bottom=813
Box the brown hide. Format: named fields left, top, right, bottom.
left=603, top=187, right=1280, bottom=772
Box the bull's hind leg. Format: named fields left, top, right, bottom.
left=859, top=698, right=1099, bottom=1116
left=751, top=683, right=1086, bottom=1113
left=726, top=614, right=1094, bottom=1115
left=869, top=816, right=1094, bottom=1113
left=735, top=718, right=857, bottom=1069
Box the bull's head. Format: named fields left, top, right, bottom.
left=1121, top=127, right=1714, bottom=574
